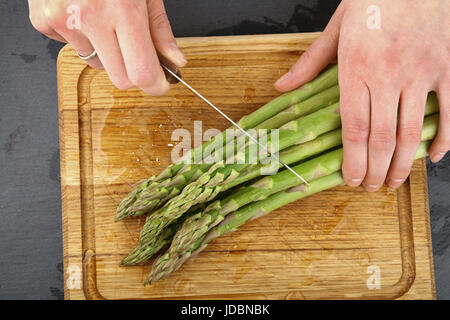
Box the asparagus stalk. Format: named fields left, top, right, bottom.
left=131, top=134, right=342, bottom=264
left=116, top=164, right=213, bottom=221
left=148, top=139, right=433, bottom=284
left=138, top=91, right=439, bottom=247
left=236, top=65, right=338, bottom=129
left=225, top=128, right=343, bottom=190
left=121, top=130, right=342, bottom=264
left=148, top=149, right=345, bottom=281
left=117, top=82, right=340, bottom=221
left=148, top=171, right=345, bottom=284
left=138, top=103, right=343, bottom=247
left=254, top=84, right=340, bottom=130
left=147, top=109, right=439, bottom=280
left=125, top=112, right=440, bottom=267
left=120, top=223, right=179, bottom=266
left=121, top=202, right=211, bottom=265
left=200, top=140, right=432, bottom=251
left=116, top=65, right=339, bottom=221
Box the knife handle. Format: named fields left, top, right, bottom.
left=158, top=54, right=182, bottom=84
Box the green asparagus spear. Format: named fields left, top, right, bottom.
left=237, top=65, right=338, bottom=129
left=120, top=223, right=178, bottom=266
left=148, top=139, right=433, bottom=284
left=138, top=103, right=343, bottom=247
left=120, top=202, right=211, bottom=265
left=148, top=149, right=345, bottom=281
left=115, top=164, right=214, bottom=221
left=254, top=84, right=340, bottom=130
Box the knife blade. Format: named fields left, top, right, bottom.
left=161, top=64, right=309, bottom=186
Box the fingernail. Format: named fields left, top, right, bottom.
left=162, top=78, right=171, bottom=93
left=275, top=71, right=292, bottom=86
left=364, top=184, right=379, bottom=192
left=169, top=42, right=187, bottom=67
left=149, top=77, right=171, bottom=96
left=388, top=178, right=403, bottom=188
left=430, top=152, right=446, bottom=163
left=347, top=178, right=363, bottom=186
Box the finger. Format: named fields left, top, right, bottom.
left=115, top=5, right=170, bottom=96
left=56, top=29, right=103, bottom=69
left=29, top=14, right=66, bottom=42
left=88, top=27, right=133, bottom=90
left=37, top=1, right=102, bottom=69
left=429, top=81, right=450, bottom=162
left=38, top=25, right=67, bottom=43
left=28, top=0, right=66, bottom=42
left=386, top=89, right=427, bottom=188
left=363, top=89, right=399, bottom=192
left=340, top=78, right=371, bottom=187
left=147, top=0, right=187, bottom=68
left=274, top=3, right=344, bottom=91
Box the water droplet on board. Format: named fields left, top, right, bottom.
left=358, top=252, right=371, bottom=267
left=242, top=87, right=256, bottom=103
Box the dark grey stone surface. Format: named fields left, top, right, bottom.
left=0, top=0, right=448, bottom=299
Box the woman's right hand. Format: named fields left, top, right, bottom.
left=28, top=0, right=187, bottom=95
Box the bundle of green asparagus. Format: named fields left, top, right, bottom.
left=148, top=136, right=436, bottom=283
left=115, top=65, right=340, bottom=221
left=150, top=138, right=434, bottom=283
left=115, top=63, right=441, bottom=285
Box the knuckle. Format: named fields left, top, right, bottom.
left=129, top=68, right=159, bottom=89
left=113, top=76, right=133, bottom=90
left=29, top=15, right=49, bottom=34
left=46, top=15, right=65, bottom=31
left=436, top=136, right=450, bottom=150
left=441, top=106, right=450, bottom=122
left=339, top=48, right=368, bottom=75
left=394, top=166, right=413, bottom=180
left=42, top=1, right=66, bottom=30
left=342, top=120, right=369, bottom=144
left=369, top=130, right=396, bottom=153
left=383, top=52, right=401, bottom=70
left=130, top=68, right=169, bottom=95
left=87, top=61, right=104, bottom=70
left=114, top=0, right=146, bottom=25
left=342, top=161, right=365, bottom=179
left=151, top=11, right=170, bottom=29
left=77, top=4, right=97, bottom=30
left=398, top=125, right=422, bottom=145
left=299, top=48, right=313, bottom=63
left=117, top=0, right=142, bottom=12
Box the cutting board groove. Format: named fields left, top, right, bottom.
left=58, top=33, right=435, bottom=300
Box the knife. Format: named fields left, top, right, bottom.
left=161, top=64, right=309, bottom=186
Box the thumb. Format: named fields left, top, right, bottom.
left=274, top=4, right=344, bottom=92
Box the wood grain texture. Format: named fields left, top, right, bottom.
left=57, top=33, right=435, bottom=300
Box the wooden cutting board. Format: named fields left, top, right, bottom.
left=57, top=33, right=436, bottom=300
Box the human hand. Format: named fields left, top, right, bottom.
left=275, top=0, right=450, bottom=192
left=28, top=0, right=187, bottom=95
